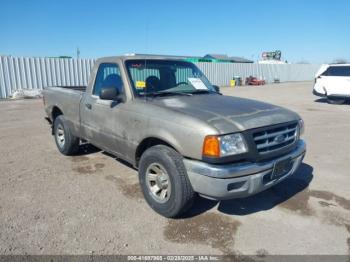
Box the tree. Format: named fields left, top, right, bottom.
left=332, top=58, right=349, bottom=64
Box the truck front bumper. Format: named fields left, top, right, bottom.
left=183, top=140, right=306, bottom=200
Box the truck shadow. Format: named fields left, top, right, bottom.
left=75, top=143, right=101, bottom=156
left=182, top=163, right=314, bottom=218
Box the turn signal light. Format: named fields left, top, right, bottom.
left=202, top=135, right=220, bottom=157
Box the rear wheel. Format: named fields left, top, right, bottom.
left=327, top=97, right=346, bottom=105
left=53, top=115, right=80, bottom=155
left=138, top=145, right=195, bottom=218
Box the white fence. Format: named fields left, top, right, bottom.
left=0, top=56, right=320, bottom=98
left=0, top=56, right=95, bottom=98
left=196, top=62, right=320, bottom=86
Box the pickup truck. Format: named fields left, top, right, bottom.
left=43, top=55, right=306, bottom=217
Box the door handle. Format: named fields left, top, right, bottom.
left=85, top=103, right=92, bottom=110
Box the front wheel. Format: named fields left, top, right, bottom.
left=138, top=145, right=195, bottom=218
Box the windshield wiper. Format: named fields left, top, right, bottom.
left=145, top=91, right=192, bottom=97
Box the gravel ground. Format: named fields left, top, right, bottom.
left=0, top=81, right=349, bottom=256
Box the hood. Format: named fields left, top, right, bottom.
left=148, top=94, right=300, bottom=134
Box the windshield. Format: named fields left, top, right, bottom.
left=125, top=59, right=215, bottom=96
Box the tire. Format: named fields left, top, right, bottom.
left=138, top=145, right=195, bottom=218
left=53, top=115, right=80, bottom=155
left=327, top=97, right=346, bottom=105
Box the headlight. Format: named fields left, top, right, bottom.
left=220, top=134, right=248, bottom=156
left=202, top=133, right=248, bottom=158
left=298, top=119, right=305, bottom=136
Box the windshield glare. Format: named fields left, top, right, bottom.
left=125, top=60, right=215, bottom=96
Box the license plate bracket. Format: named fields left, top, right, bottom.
left=272, top=157, right=293, bottom=179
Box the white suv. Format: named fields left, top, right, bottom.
left=313, top=64, right=350, bottom=104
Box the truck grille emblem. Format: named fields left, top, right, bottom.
left=274, top=134, right=286, bottom=143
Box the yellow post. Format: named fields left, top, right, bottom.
left=230, top=79, right=236, bottom=87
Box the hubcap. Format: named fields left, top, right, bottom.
left=146, top=163, right=171, bottom=203
left=56, top=124, right=65, bottom=148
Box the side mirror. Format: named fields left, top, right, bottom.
left=99, top=87, right=119, bottom=100
left=213, top=85, right=220, bottom=93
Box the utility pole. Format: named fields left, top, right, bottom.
left=76, top=47, right=80, bottom=59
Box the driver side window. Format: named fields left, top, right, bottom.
left=93, top=63, right=123, bottom=96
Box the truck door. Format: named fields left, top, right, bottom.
left=80, top=63, right=128, bottom=155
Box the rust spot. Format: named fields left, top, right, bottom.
left=164, top=213, right=240, bottom=254
left=73, top=163, right=105, bottom=174
left=105, top=175, right=143, bottom=200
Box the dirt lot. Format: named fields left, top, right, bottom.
left=0, top=81, right=349, bottom=256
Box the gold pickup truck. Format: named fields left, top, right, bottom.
left=43, top=55, right=306, bottom=217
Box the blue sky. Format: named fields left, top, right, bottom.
left=1, top=0, right=349, bottom=63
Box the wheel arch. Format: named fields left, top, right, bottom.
left=135, top=137, right=179, bottom=167
left=50, top=106, right=64, bottom=134
left=52, top=106, right=63, bottom=121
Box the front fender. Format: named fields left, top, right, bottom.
left=138, top=128, right=186, bottom=156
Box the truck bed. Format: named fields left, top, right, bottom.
left=43, top=86, right=86, bottom=127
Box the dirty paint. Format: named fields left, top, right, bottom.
left=164, top=213, right=240, bottom=254
left=105, top=175, right=143, bottom=200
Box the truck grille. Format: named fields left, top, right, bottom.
left=253, top=122, right=298, bottom=154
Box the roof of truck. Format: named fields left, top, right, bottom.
left=98, top=54, right=190, bottom=62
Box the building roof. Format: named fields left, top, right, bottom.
left=204, top=54, right=230, bottom=60
left=204, top=54, right=253, bottom=63
left=229, top=56, right=254, bottom=63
